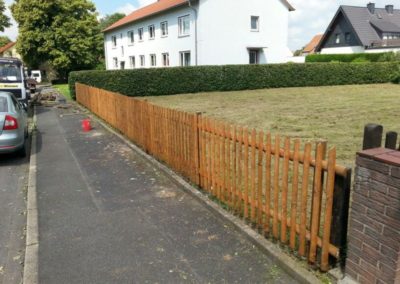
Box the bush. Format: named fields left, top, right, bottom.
left=306, top=52, right=398, bottom=63
left=69, top=62, right=399, bottom=100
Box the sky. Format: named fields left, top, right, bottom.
left=0, top=0, right=396, bottom=51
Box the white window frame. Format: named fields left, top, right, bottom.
left=129, top=56, right=135, bottom=68
left=128, top=30, right=134, bottom=45
left=148, top=25, right=155, bottom=40
left=138, top=28, right=144, bottom=41
left=113, top=57, right=118, bottom=68
left=251, top=16, right=259, bottom=31
left=111, top=35, right=117, bottom=48
left=150, top=54, right=157, bottom=67
left=178, top=15, right=190, bottom=37
left=162, top=53, right=170, bottom=67
left=140, top=55, right=145, bottom=67
left=161, top=21, right=168, bottom=37
left=335, top=33, right=341, bottom=44
left=179, top=51, right=191, bottom=66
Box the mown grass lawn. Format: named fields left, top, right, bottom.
left=53, top=84, right=72, bottom=101
left=146, top=83, right=400, bottom=167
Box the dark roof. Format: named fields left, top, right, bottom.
left=318, top=5, right=400, bottom=50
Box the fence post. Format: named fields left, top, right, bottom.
left=385, top=131, right=398, bottom=150
left=362, top=124, right=383, bottom=150
left=194, top=112, right=202, bottom=186
left=330, top=168, right=352, bottom=268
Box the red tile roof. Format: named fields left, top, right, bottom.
left=103, top=0, right=188, bottom=32
left=303, top=34, right=323, bottom=54
left=104, top=0, right=295, bottom=32
left=0, top=42, right=16, bottom=54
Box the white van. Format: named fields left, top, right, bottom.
left=31, top=70, right=42, bottom=83
left=0, top=58, right=30, bottom=103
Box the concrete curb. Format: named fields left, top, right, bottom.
left=78, top=103, right=322, bottom=284
left=23, top=107, right=39, bottom=284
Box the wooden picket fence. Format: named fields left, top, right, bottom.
left=76, top=83, right=351, bottom=272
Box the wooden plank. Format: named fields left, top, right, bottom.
left=243, top=128, right=250, bottom=220
left=309, top=143, right=324, bottom=264
left=257, top=132, right=264, bottom=228
left=290, top=140, right=301, bottom=250
left=321, top=147, right=336, bottom=271
left=273, top=135, right=280, bottom=239
left=232, top=126, right=238, bottom=210
left=299, top=142, right=312, bottom=256
left=264, top=133, right=272, bottom=234
left=221, top=123, right=226, bottom=202
left=250, top=129, right=257, bottom=223
left=237, top=127, right=244, bottom=215
left=281, top=137, right=291, bottom=244
left=226, top=125, right=232, bottom=207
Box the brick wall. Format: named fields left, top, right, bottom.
left=346, top=148, right=400, bottom=284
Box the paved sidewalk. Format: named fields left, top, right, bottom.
left=35, top=104, right=298, bottom=284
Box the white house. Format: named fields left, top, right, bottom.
left=103, top=0, right=295, bottom=70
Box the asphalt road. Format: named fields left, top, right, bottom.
left=0, top=143, right=29, bottom=283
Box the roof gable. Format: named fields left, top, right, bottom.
left=303, top=34, right=323, bottom=53
left=0, top=42, right=16, bottom=54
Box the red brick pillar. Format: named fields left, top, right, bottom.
left=346, top=148, right=400, bottom=284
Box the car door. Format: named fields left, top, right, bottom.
left=10, top=95, right=26, bottom=137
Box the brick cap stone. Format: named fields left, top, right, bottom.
left=358, top=148, right=400, bottom=167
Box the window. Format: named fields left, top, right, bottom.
left=0, top=96, right=8, bottom=112
left=180, top=51, right=191, bottom=66
left=120, top=61, right=125, bottom=70
left=335, top=33, right=341, bottom=44
left=162, top=53, right=170, bottom=67
left=128, top=30, right=134, bottom=45
left=251, top=16, right=259, bottom=31
left=149, top=25, right=155, bottom=39
left=138, top=28, right=144, bottom=41
left=121, top=46, right=124, bottom=57
left=161, top=21, right=168, bottom=37
left=140, top=55, right=145, bottom=67
left=150, top=54, right=157, bottom=67
left=249, top=50, right=259, bottom=64
left=129, top=56, right=135, bottom=68
left=111, top=35, right=117, bottom=47
left=178, top=15, right=190, bottom=36
left=345, top=32, right=351, bottom=43
left=113, top=57, right=118, bottom=68
left=383, top=33, right=400, bottom=40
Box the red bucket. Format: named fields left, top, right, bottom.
left=82, top=119, right=91, bottom=132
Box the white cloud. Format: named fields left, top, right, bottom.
left=0, top=0, right=18, bottom=41
left=115, top=0, right=157, bottom=15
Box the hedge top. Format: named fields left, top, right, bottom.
left=69, top=62, right=399, bottom=99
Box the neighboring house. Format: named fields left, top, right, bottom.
left=103, top=0, right=294, bottom=70
left=317, top=3, right=400, bottom=54
left=0, top=42, right=21, bottom=59
left=302, top=34, right=323, bottom=55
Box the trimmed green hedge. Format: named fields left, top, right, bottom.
left=305, top=52, right=397, bottom=63
left=69, top=62, right=400, bottom=99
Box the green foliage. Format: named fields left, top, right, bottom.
left=99, top=13, right=125, bottom=31
left=0, top=0, right=10, bottom=32
left=11, top=0, right=103, bottom=80
left=0, top=35, right=10, bottom=47
left=306, top=52, right=400, bottom=63
left=69, top=62, right=399, bottom=100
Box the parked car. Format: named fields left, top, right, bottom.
left=31, top=70, right=42, bottom=83
left=0, top=92, right=28, bottom=157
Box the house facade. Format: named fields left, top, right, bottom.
left=103, top=0, right=294, bottom=70
left=0, top=42, right=21, bottom=59
left=317, top=3, right=400, bottom=54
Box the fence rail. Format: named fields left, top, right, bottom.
left=76, top=83, right=351, bottom=272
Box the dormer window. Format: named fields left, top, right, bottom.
left=383, top=33, right=400, bottom=40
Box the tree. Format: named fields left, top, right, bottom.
left=99, top=13, right=125, bottom=31
left=11, top=0, right=103, bottom=80
left=0, top=0, right=10, bottom=32
left=0, top=35, right=11, bottom=47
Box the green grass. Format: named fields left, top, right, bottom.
left=146, top=83, right=400, bottom=167
left=54, top=84, right=72, bottom=101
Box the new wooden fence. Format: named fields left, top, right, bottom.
left=76, top=83, right=351, bottom=272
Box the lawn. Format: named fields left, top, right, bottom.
left=53, top=84, right=72, bottom=101
left=146, top=83, right=400, bottom=167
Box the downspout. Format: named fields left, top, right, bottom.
left=187, top=0, right=198, bottom=65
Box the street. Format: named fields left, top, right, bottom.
left=0, top=151, right=29, bottom=284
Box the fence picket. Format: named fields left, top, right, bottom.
left=290, top=140, right=301, bottom=250
left=273, top=135, right=281, bottom=239
left=264, top=133, right=272, bottom=234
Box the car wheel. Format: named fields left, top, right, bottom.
left=17, top=139, right=27, bottom=158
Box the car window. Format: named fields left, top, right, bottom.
left=0, top=97, right=7, bottom=112
left=11, top=96, right=20, bottom=111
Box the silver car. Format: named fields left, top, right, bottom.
left=0, top=92, right=28, bottom=157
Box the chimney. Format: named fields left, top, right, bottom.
left=367, top=2, right=375, bottom=14
left=386, top=4, right=394, bottom=14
